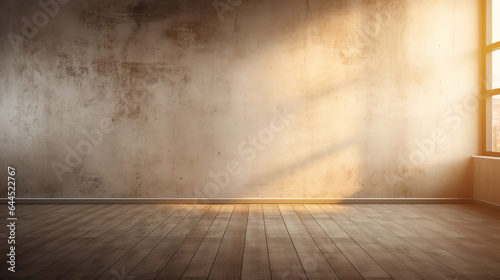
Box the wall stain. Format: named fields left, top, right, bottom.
left=332, top=0, right=408, bottom=65
left=125, top=175, right=144, bottom=197
left=129, top=0, right=182, bottom=27
left=92, top=57, right=118, bottom=76
left=73, top=38, right=89, bottom=48
left=79, top=2, right=117, bottom=31
left=55, top=53, right=89, bottom=79
left=111, top=62, right=190, bottom=121
left=164, top=18, right=217, bottom=48
left=78, top=172, right=104, bottom=195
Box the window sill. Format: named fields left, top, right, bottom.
left=473, top=155, right=500, bottom=160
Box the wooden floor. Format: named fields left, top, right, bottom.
left=1, top=204, right=500, bottom=279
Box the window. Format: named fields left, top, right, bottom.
left=485, top=0, right=500, bottom=154
left=493, top=95, right=500, bottom=151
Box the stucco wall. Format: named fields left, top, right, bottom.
left=0, top=0, right=480, bottom=198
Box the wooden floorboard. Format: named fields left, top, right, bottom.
left=61, top=204, right=179, bottom=279
left=156, top=205, right=222, bottom=280
left=0, top=204, right=91, bottom=255
left=181, top=204, right=234, bottom=279
left=294, top=204, right=363, bottom=279
left=0, top=203, right=499, bottom=279
left=369, top=204, right=498, bottom=280
left=317, top=204, right=393, bottom=280
left=279, top=204, right=339, bottom=279
left=263, top=204, right=307, bottom=280
left=241, top=204, right=271, bottom=280
left=388, top=204, right=500, bottom=278
left=322, top=204, right=422, bottom=280
left=208, top=204, right=249, bottom=279
left=336, top=204, right=465, bottom=280
left=94, top=204, right=184, bottom=280
left=29, top=204, right=157, bottom=279
left=129, top=204, right=214, bottom=279
left=2, top=204, right=135, bottom=279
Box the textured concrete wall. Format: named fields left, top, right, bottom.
left=0, top=0, right=480, bottom=198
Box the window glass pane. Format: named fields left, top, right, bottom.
left=493, top=95, right=500, bottom=152
left=494, top=50, right=500, bottom=90
left=494, top=0, right=500, bottom=43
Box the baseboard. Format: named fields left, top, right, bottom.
left=473, top=199, right=500, bottom=211
left=0, top=198, right=474, bottom=204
